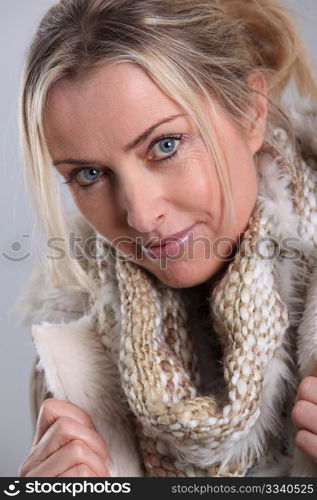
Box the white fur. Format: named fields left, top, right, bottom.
left=32, top=317, right=143, bottom=477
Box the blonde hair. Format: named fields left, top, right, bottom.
left=20, top=0, right=317, bottom=296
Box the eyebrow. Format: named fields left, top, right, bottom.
left=53, top=113, right=186, bottom=167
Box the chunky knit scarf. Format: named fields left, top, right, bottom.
left=94, top=129, right=317, bottom=477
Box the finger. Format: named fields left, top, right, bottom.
left=32, top=416, right=108, bottom=466
left=57, top=465, right=97, bottom=477
left=57, top=465, right=98, bottom=477
left=295, top=429, right=317, bottom=464
left=34, top=398, right=95, bottom=445
left=26, top=439, right=109, bottom=477
left=291, top=400, right=317, bottom=434
left=296, top=376, right=317, bottom=406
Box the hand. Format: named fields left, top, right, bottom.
left=291, top=363, right=317, bottom=464
left=19, top=398, right=110, bottom=477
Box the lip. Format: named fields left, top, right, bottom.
left=144, top=224, right=197, bottom=249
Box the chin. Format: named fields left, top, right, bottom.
left=150, top=259, right=223, bottom=289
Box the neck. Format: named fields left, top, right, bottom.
left=180, top=259, right=231, bottom=305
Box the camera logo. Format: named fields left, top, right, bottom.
left=4, top=481, right=20, bottom=496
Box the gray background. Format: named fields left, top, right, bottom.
left=1, top=0, right=317, bottom=477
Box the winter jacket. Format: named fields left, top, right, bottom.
left=12, top=96, right=317, bottom=477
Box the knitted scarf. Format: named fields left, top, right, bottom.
left=96, top=130, right=317, bottom=477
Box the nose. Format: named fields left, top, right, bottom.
left=118, top=171, right=167, bottom=234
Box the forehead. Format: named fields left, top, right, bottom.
left=43, top=62, right=184, bottom=157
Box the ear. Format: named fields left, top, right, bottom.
left=244, top=72, right=268, bottom=154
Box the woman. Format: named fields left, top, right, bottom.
left=12, top=0, right=317, bottom=477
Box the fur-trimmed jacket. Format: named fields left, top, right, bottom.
left=12, top=97, right=317, bottom=477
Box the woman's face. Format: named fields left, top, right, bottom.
left=44, top=62, right=266, bottom=288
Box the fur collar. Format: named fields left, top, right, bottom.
left=10, top=96, right=317, bottom=477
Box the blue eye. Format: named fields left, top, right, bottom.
left=63, top=167, right=103, bottom=189
left=159, top=138, right=176, bottom=153
left=151, top=136, right=181, bottom=160
left=78, top=168, right=100, bottom=183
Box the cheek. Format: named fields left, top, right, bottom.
left=213, top=126, right=258, bottom=230
left=173, top=151, right=221, bottom=212
left=229, top=153, right=258, bottom=222
left=70, top=184, right=122, bottom=236
left=178, top=148, right=217, bottom=193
